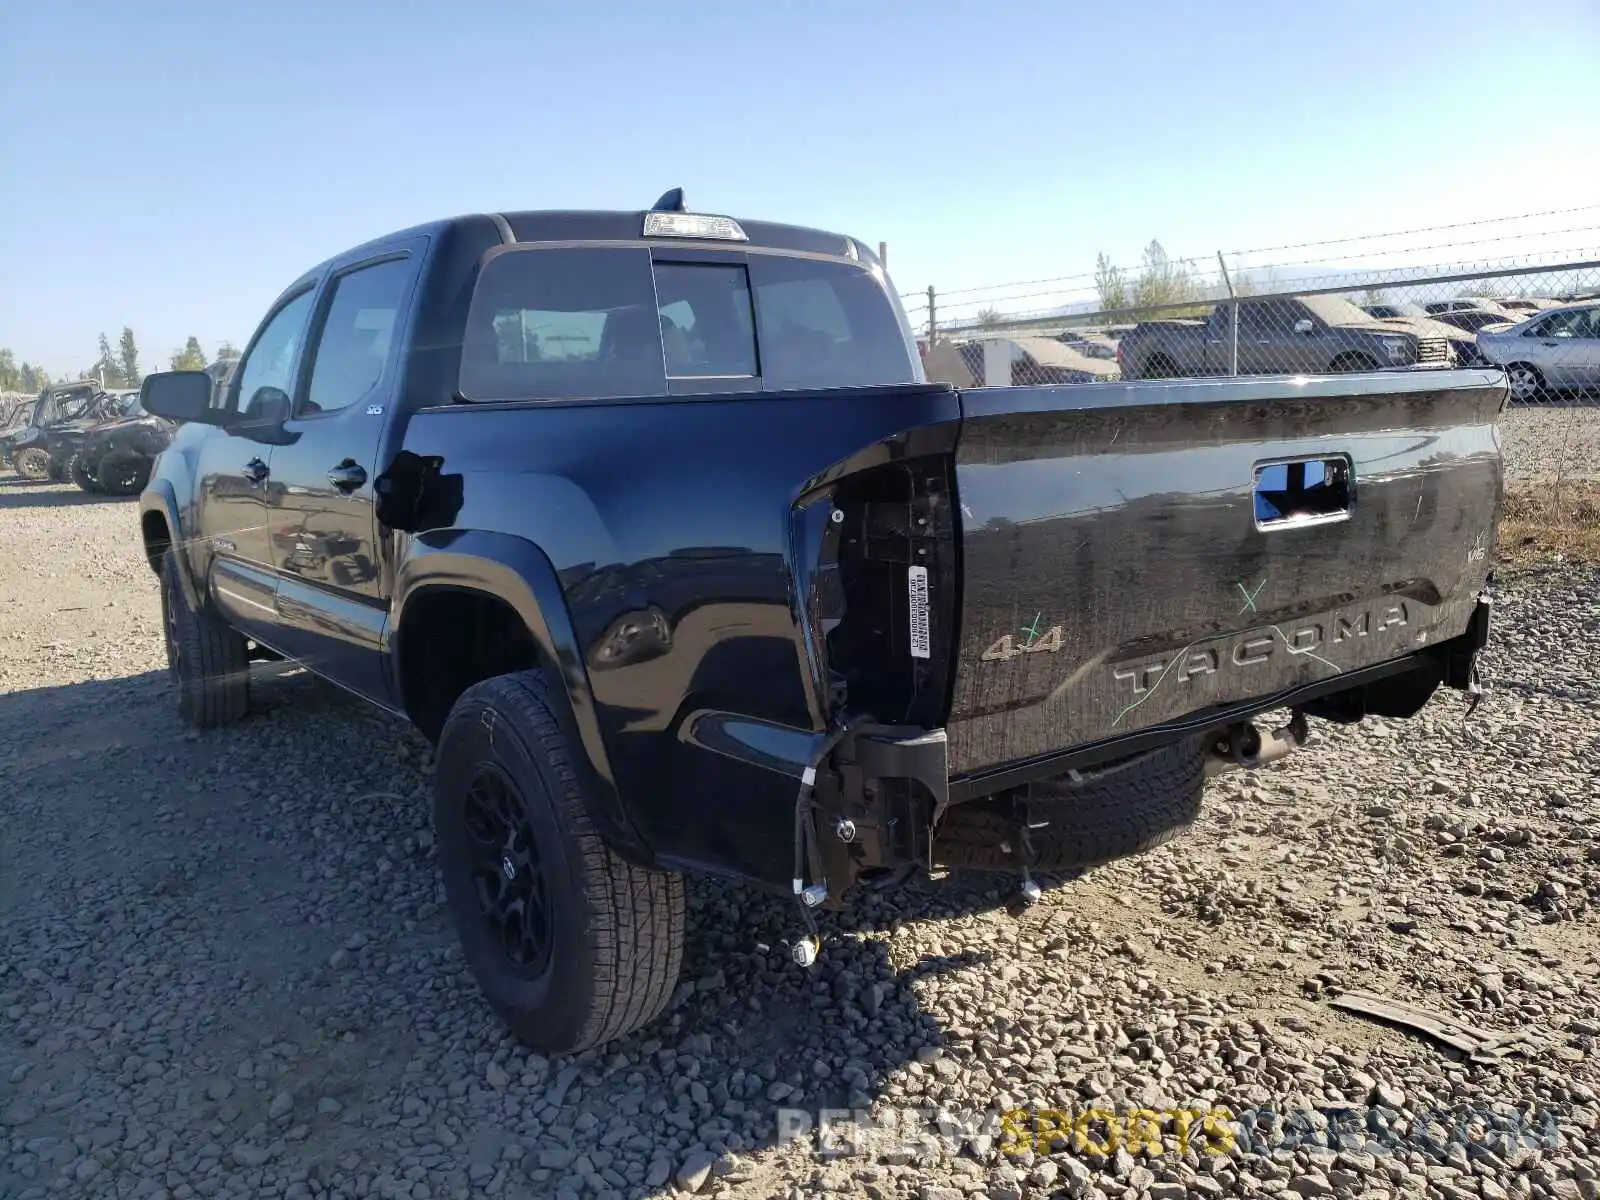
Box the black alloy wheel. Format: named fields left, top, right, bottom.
left=461, top=764, right=554, bottom=979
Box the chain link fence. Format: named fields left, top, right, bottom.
left=912, top=259, right=1599, bottom=489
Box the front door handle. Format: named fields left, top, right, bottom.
left=243, top=457, right=269, bottom=484
left=327, top=460, right=368, bottom=493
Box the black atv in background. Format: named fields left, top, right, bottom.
left=67, top=394, right=176, bottom=494
left=0, top=381, right=120, bottom=481
left=68, top=392, right=184, bottom=495
left=67, top=359, right=238, bottom=494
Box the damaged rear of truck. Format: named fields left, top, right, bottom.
left=137, top=203, right=1503, bottom=1053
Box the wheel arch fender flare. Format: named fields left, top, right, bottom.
left=139, top=479, right=203, bottom=610
left=389, top=529, right=651, bottom=864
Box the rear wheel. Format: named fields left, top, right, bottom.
left=96, top=450, right=152, bottom=495
left=934, top=736, right=1207, bottom=873
left=1505, top=362, right=1547, bottom=404
left=160, top=549, right=250, bottom=728
left=434, top=671, right=684, bottom=1055
left=13, top=447, right=49, bottom=480
left=1142, top=354, right=1179, bottom=379
left=71, top=453, right=103, bottom=492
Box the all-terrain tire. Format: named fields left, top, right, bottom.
left=13, top=447, right=50, bottom=480
left=160, top=549, right=250, bottom=727
left=434, top=671, right=685, bottom=1055
left=934, top=736, right=1207, bottom=873
left=96, top=450, right=153, bottom=496
left=71, top=453, right=104, bottom=492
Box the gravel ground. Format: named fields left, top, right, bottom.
left=1500, top=403, right=1600, bottom=483
left=1, top=479, right=1597, bottom=1200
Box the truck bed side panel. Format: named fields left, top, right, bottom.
left=397, top=385, right=961, bottom=886
left=947, top=371, right=1504, bottom=778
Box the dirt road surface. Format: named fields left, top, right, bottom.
left=2, top=478, right=1597, bottom=1200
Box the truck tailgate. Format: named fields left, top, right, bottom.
left=946, top=371, right=1504, bottom=777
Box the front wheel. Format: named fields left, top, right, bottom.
left=434, top=671, right=684, bottom=1055
left=1505, top=362, right=1547, bottom=404
left=1329, top=352, right=1379, bottom=373
left=160, top=549, right=250, bottom=727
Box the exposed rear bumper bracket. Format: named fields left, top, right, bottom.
left=806, top=724, right=949, bottom=905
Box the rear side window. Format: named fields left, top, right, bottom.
left=458, top=246, right=915, bottom=401
left=461, top=247, right=666, bottom=401
left=750, top=256, right=918, bottom=390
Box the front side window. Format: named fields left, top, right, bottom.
left=303, top=258, right=411, bottom=415
left=231, top=290, right=315, bottom=416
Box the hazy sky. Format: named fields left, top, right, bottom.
left=3, top=0, right=1597, bottom=373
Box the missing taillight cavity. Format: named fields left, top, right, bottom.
left=826, top=457, right=956, bottom=727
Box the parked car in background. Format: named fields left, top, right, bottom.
left=1422, top=309, right=1516, bottom=335
left=1494, top=298, right=1553, bottom=317
left=1476, top=302, right=1600, bottom=402
left=947, top=336, right=1120, bottom=385
left=1424, top=297, right=1525, bottom=321
left=1359, top=300, right=1502, bottom=364
left=1361, top=301, right=1431, bottom=320
left=1118, top=295, right=1455, bottom=379
left=1054, top=329, right=1120, bottom=360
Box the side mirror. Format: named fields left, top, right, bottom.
left=231, top=386, right=300, bottom=446
left=139, top=371, right=222, bottom=425
left=1292, top=318, right=1316, bottom=335
left=240, top=386, right=291, bottom=425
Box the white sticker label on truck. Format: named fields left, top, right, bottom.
left=907, top=565, right=931, bottom=659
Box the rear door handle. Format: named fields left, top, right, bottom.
left=327, top=460, right=367, bottom=493
left=243, top=457, right=269, bottom=484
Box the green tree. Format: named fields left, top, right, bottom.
left=0, top=349, right=17, bottom=391
left=118, top=327, right=140, bottom=385
left=1094, top=252, right=1128, bottom=311
left=214, top=340, right=242, bottom=361
left=1132, top=240, right=1199, bottom=311
left=170, top=336, right=207, bottom=371
left=95, top=332, right=126, bottom=387
left=976, top=306, right=1005, bottom=328
left=20, top=363, right=49, bottom=391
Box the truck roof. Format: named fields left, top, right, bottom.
left=292, top=201, right=877, bottom=296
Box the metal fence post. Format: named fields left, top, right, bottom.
left=1217, top=251, right=1239, bottom=377
left=927, top=285, right=937, bottom=342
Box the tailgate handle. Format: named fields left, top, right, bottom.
left=1254, top=456, right=1353, bottom=530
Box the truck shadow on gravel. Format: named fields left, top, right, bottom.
left=0, top=665, right=1056, bottom=1196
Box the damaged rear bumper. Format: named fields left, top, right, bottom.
left=681, top=589, right=1493, bottom=904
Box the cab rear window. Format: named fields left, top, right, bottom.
left=458, top=246, right=916, bottom=401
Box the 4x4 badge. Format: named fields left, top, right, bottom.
left=981, top=612, right=1064, bottom=662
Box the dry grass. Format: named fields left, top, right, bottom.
left=1498, top=479, right=1600, bottom=567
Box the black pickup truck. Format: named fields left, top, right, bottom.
left=136, top=193, right=1504, bottom=1054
